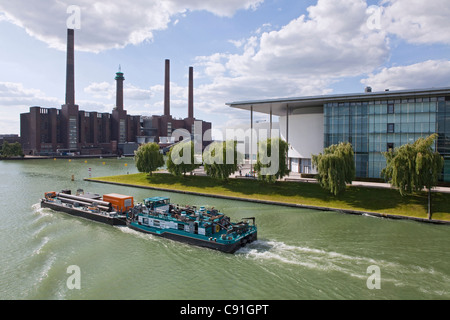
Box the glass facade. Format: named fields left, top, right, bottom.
left=437, top=97, right=450, bottom=182
left=324, top=96, right=450, bottom=180
left=324, top=101, right=369, bottom=178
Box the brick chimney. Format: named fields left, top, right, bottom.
left=65, top=29, right=75, bottom=106
left=164, top=59, right=170, bottom=117
left=188, top=66, right=194, bottom=119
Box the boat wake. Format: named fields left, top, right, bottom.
left=114, top=225, right=161, bottom=242
left=236, top=239, right=450, bottom=297
left=32, top=202, right=54, bottom=219
left=236, top=239, right=376, bottom=275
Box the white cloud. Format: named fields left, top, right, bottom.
left=188, top=0, right=398, bottom=129
left=84, top=82, right=114, bottom=99
left=0, top=82, right=62, bottom=134
left=4, top=0, right=449, bottom=134
left=228, top=39, right=245, bottom=48
left=361, top=60, right=450, bottom=91
left=84, top=81, right=155, bottom=101
left=178, top=0, right=263, bottom=17
left=194, top=0, right=389, bottom=106
left=382, top=0, right=450, bottom=45
left=248, top=0, right=389, bottom=78
left=195, top=53, right=229, bottom=77
left=0, top=82, right=60, bottom=107
left=0, top=0, right=264, bottom=52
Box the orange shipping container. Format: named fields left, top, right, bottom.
left=103, top=193, right=134, bottom=213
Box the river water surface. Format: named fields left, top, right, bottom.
left=0, top=158, right=448, bottom=300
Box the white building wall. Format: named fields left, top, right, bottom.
left=279, top=113, right=324, bottom=173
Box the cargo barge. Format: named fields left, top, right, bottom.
left=41, top=190, right=257, bottom=253
left=40, top=190, right=131, bottom=226
left=127, top=197, right=257, bottom=254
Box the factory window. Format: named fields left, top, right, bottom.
left=387, top=104, right=395, bottom=114
left=68, top=116, right=77, bottom=149
left=387, top=143, right=394, bottom=152
left=119, top=119, right=126, bottom=143
left=387, top=123, right=395, bottom=133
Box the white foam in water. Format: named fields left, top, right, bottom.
left=32, top=203, right=54, bottom=218
left=33, top=236, right=50, bottom=256
left=237, top=240, right=390, bottom=279
left=114, top=225, right=160, bottom=242
left=237, top=239, right=450, bottom=296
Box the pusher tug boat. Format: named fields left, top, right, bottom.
left=127, top=197, right=257, bottom=254
left=41, top=189, right=131, bottom=226
left=41, top=190, right=258, bottom=253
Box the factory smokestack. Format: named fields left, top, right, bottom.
left=164, top=59, right=170, bottom=117
left=65, top=29, right=75, bottom=106
left=188, top=66, right=194, bottom=119
left=115, top=66, right=125, bottom=112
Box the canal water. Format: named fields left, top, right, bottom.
left=0, top=158, right=448, bottom=300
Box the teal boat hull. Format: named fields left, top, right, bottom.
left=127, top=221, right=257, bottom=254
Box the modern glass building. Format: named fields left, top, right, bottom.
left=227, top=87, right=450, bottom=182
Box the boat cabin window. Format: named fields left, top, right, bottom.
left=156, top=199, right=169, bottom=206
left=144, top=198, right=170, bottom=210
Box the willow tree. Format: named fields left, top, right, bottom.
left=134, top=142, right=164, bottom=176
left=254, top=138, right=290, bottom=183
left=382, top=134, right=444, bottom=220
left=203, top=140, right=242, bottom=180
left=312, top=142, right=355, bottom=196
left=166, top=141, right=200, bottom=176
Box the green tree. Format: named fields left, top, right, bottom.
left=203, top=140, right=242, bottom=180
left=1, top=141, right=23, bottom=158
left=166, top=140, right=200, bottom=176
left=312, top=142, right=355, bottom=196
left=381, top=134, right=444, bottom=220
left=1, top=141, right=10, bottom=157
left=12, top=142, right=24, bottom=157
left=134, top=143, right=164, bottom=176
left=254, top=138, right=290, bottom=183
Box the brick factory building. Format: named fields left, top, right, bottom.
left=20, top=29, right=211, bottom=156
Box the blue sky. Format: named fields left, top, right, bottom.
left=0, top=0, right=449, bottom=135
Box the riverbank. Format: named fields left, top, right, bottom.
left=86, top=173, right=450, bottom=224
left=0, top=154, right=122, bottom=160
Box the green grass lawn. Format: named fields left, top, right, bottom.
left=91, top=173, right=450, bottom=222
